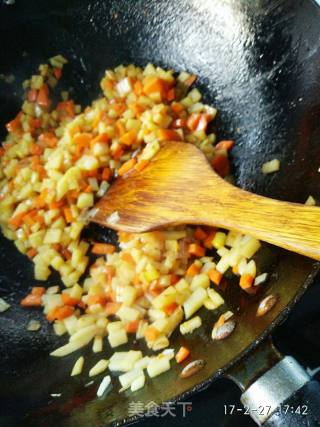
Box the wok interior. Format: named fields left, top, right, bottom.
left=0, top=0, right=320, bottom=425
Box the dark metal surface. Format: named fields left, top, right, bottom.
left=0, top=0, right=320, bottom=426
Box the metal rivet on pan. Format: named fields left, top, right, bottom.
left=211, top=320, right=236, bottom=341
left=256, top=294, right=278, bottom=317
left=180, top=359, right=206, bottom=378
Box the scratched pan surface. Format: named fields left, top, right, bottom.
left=1, top=0, right=320, bottom=426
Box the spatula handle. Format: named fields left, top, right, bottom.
left=200, top=183, right=320, bottom=260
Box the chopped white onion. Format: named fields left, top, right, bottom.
left=0, top=298, right=10, bottom=313
left=97, top=375, right=112, bottom=397
left=27, top=320, right=41, bottom=331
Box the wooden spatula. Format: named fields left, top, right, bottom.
left=90, top=141, right=320, bottom=260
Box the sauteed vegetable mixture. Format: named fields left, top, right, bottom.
left=0, top=58, right=269, bottom=394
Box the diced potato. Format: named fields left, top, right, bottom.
left=121, top=286, right=138, bottom=306
left=77, top=192, right=94, bottom=209
left=207, top=288, right=224, bottom=308
left=71, top=356, right=84, bottom=376
left=119, top=368, right=143, bottom=389
left=134, top=356, right=150, bottom=370
left=212, top=232, right=227, bottom=249
left=117, top=305, right=140, bottom=322
left=183, top=287, right=207, bottom=319
left=131, top=374, right=145, bottom=392
left=108, top=329, right=128, bottom=348
left=34, top=263, right=51, bottom=280
left=190, top=274, right=210, bottom=291
left=262, top=159, right=280, bottom=174
left=89, top=359, right=109, bottom=377
left=180, top=316, right=202, bottom=334
left=77, top=155, right=99, bottom=171
left=107, top=321, right=124, bottom=333
left=239, top=235, right=261, bottom=258
left=43, top=229, right=62, bottom=244
left=147, top=356, right=170, bottom=378
left=70, top=324, right=99, bottom=345
left=109, top=351, right=142, bottom=372
left=53, top=320, right=67, bottom=336
left=152, top=286, right=177, bottom=309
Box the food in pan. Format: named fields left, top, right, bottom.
left=0, top=58, right=270, bottom=394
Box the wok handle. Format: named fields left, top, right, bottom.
left=240, top=356, right=320, bottom=426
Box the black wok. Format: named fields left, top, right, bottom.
left=1, top=0, right=320, bottom=426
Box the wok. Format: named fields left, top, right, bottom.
left=1, top=0, right=320, bottom=426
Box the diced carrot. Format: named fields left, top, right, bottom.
left=33, top=214, right=45, bottom=225
left=63, top=207, right=73, bottom=223
left=129, top=102, right=145, bottom=117
left=188, top=243, right=205, bottom=257
left=53, top=67, right=62, bottom=80
left=61, top=293, right=80, bottom=306
left=120, top=129, right=137, bottom=146
left=53, top=306, right=75, bottom=321
left=46, top=307, right=58, bottom=322
left=57, top=100, right=75, bottom=117
left=29, top=118, right=41, bottom=130
left=61, top=247, right=72, bottom=261
left=157, top=129, right=181, bottom=141
left=163, top=302, right=179, bottom=315
left=203, top=230, right=217, bottom=249
left=232, top=265, right=239, bottom=275
left=149, top=280, right=163, bottom=296
left=208, top=268, right=223, bottom=285
left=196, top=114, right=211, bottom=132
left=187, top=113, right=201, bottom=131
left=171, top=102, right=184, bottom=114
left=6, top=112, right=22, bottom=133
left=186, top=262, right=201, bottom=277
left=9, top=212, right=27, bottom=228
left=239, top=274, right=254, bottom=289
left=101, top=167, right=111, bottom=181
left=175, top=346, right=190, bottom=363
left=27, top=88, right=38, bottom=102
left=118, top=158, right=136, bottom=176
left=30, top=143, right=43, bottom=156
left=74, top=132, right=92, bottom=147
left=211, top=155, right=230, bottom=177
left=184, top=74, right=197, bottom=87
left=121, top=252, right=135, bottom=264
left=215, top=140, right=235, bottom=151
left=38, top=132, right=58, bottom=148
left=26, top=248, right=38, bottom=258
left=143, top=77, right=168, bottom=97
left=92, top=243, right=116, bottom=255
left=104, top=265, right=115, bottom=284
left=144, top=326, right=160, bottom=341
left=134, top=159, right=149, bottom=172
left=91, top=133, right=110, bottom=144
left=170, top=274, right=181, bottom=285
left=115, top=120, right=126, bottom=137
left=0, top=147, right=5, bottom=157
left=20, top=294, right=42, bottom=307
left=105, top=302, right=121, bottom=315
left=194, top=227, right=208, bottom=241
left=49, top=199, right=65, bottom=210
left=133, top=80, right=143, bottom=96
left=167, top=87, right=175, bottom=101
left=125, top=320, right=139, bottom=333
left=37, top=84, right=49, bottom=108
left=172, top=118, right=187, bottom=129
left=87, top=295, right=108, bottom=306
left=112, top=146, right=124, bottom=159
left=31, top=287, right=46, bottom=296
left=102, top=79, right=114, bottom=90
